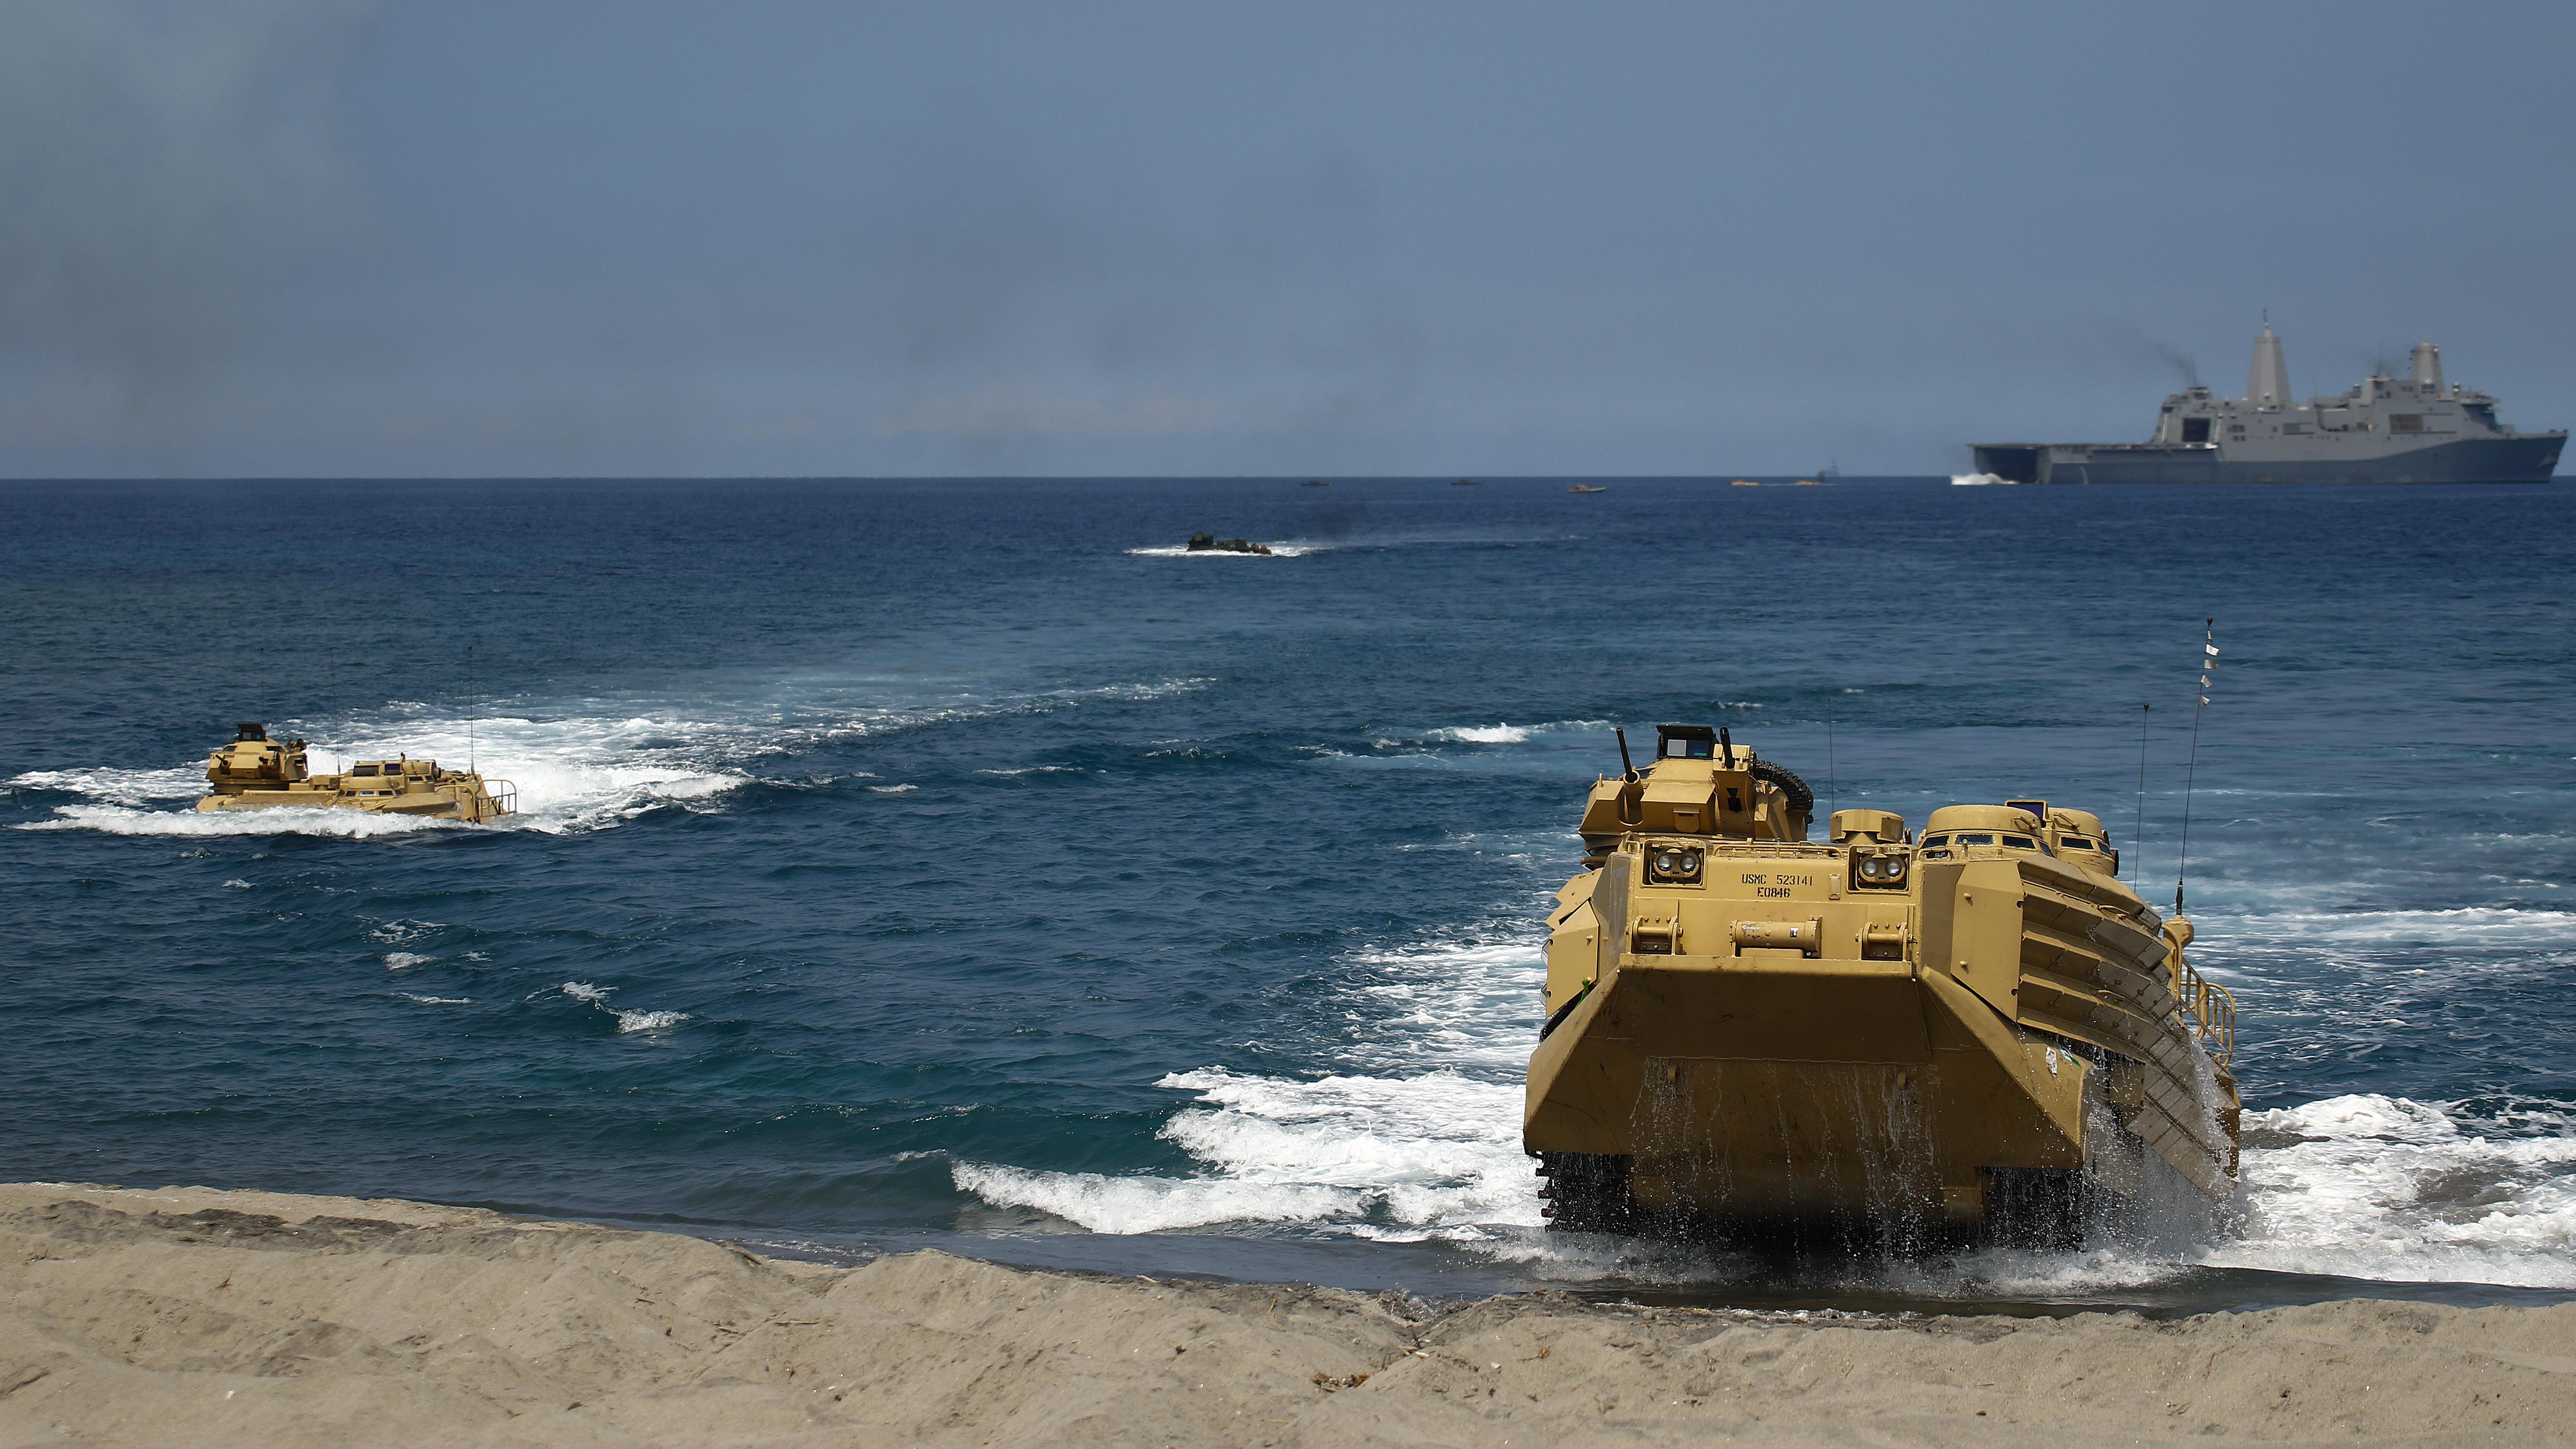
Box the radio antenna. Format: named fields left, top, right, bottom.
left=2173, top=619, right=2218, bottom=916
left=467, top=644, right=477, bottom=774
left=1825, top=690, right=1838, bottom=819
left=2131, top=702, right=2150, bottom=891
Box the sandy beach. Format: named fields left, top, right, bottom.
left=1, top=1182, right=2570, bottom=1446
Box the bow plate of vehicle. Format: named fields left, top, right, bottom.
left=1526, top=724, right=2240, bottom=1246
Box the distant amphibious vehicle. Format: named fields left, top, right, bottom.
left=1525, top=724, right=2240, bottom=1245
left=197, top=723, right=515, bottom=822
left=1969, top=328, right=2563, bottom=484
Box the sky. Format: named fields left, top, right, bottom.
left=4, top=0, right=2572, bottom=478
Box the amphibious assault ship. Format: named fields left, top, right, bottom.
left=1969, top=328, right=2563, bottom=484
left=1525, top=724, right=2239, bottom=1245
left=196, top=723, right=516, bottom=822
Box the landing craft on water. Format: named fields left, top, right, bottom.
left=1525, top=724, right=2240, bottom=1246
left=196, top=723, right=515, bottom=822
left=1968, top=327, right=2564, bottom=484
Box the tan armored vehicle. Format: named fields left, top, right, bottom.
left=196, top=723, right=516, bottom=823
left=1527, top=724, right=2238, bottom=1245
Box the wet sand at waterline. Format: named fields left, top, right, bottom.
left=5, top=1183, right=2572, bottom=1446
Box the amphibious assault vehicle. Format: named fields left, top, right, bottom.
left=196, top=723, right=516, bottom=823
left=1525, top=724, right=2238, bottom=1245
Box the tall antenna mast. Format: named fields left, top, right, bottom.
left=1825, top=690, right=1837, bottom=820
left=2131, top=703, right=2150, bottom=891
left=2173, top=619, right=2218, bottom=916
left=467, top=644, right=477, bottom=774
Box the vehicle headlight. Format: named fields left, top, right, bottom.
left=1853, top=851, right=1910, bottom=887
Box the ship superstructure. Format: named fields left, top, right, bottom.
left=1971, top=328, right=2562, bottom=484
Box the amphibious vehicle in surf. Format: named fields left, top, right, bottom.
left=196, top=723, right=516, bottom=823
left=1525, top=724, right=2240, bottom=1245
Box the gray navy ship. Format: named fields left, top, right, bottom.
left=1969, top=327, right=2563, bottom=484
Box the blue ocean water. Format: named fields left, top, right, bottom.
left=5, top=477, right=2573, bottom=1312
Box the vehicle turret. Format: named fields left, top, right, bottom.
left=1828, top=808, right=1908, bottom=844
left=1576, top=724, right=1812, bottom=857
left=205, top=722, right=309, bottom=795
left=2039, top=806, right=2120, bottom=877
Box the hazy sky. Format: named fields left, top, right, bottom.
left=5, top=0, right=2572, bottom=478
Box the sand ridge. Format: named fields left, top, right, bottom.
left=2, top=1181, right=2572, bottom=1446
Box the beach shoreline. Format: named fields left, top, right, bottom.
left=4, top=1180, right=2572, bottom=1446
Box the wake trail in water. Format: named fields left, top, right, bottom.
left=9, top=676, right=1213, bottom=838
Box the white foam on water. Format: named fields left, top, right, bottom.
left=1950, top=472, right=2013, bottom=486
left=1418, top=719, right=1611, bottom=746
left=2223, top=907, right=2576, bottom=947
left=953, top=924, right=1552, bottom=1238
left=615, top=1010, right=691, bottom=1034
left=13, top=675, right=1212, bottom=838
left=381, top=952, right=435, bottom=971
left=953, top=1162, right=1361, bottom=1233
left=397, top=993, right=471, bottom=1005
left=1125, top=543, right=1324, bottom=558
left=867, top=783, right=918, bottom=794
left=951, top=1068, right=1536, bottom=1237
left=222, top=879, right=252, bottom=889
left=2207, top=1094, right=2576, bottom=1288
left=6, top=764, right=205, bottom=805
left=19, top=804, right=459, bottom=839
left=558, top=980, right=689, bottom=1035
left=1434, top=724, right=1529, bottom=744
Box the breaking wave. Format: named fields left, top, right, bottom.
left=953, top=928, right=1547, bottom=1241
left=2224, top=907, right=2576, bottom=947
left=2212, top=1094, right=2576, bottom=1288
left=950, top=916, right=2576, bottom=1290
left=559, top=980, right=691, bottom=1035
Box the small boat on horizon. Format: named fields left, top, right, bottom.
left=1568, top=483, right=1609, bottom=494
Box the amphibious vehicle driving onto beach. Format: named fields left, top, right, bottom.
left=1526, top=724, right=2239, bottom=1245
left=196, top=723, right=516, bottom=823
